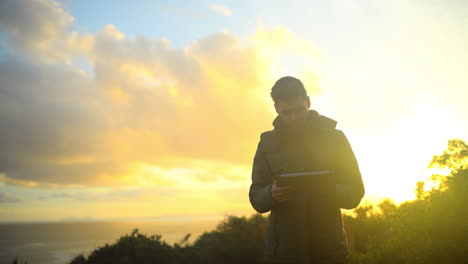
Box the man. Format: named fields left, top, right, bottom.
left=249, top=76, right=365, bottom=264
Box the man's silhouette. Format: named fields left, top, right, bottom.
left=249, top=76, right=365, bottom=264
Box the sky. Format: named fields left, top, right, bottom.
left=0, top=0, right=467, bottom=222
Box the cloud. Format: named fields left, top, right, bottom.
left=208, top=4, right=232, bottom=16
left=36, top=186, right=179, bottom=202
left=0, top=0, right=323, bottom=188
left=0, top=191, right=21, bottom=203
left=0, top=0, right=74, bottom=61
left=0, top=56, right=115, bottom=187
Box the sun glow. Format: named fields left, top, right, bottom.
left=351, top=100, right=462, bottom=203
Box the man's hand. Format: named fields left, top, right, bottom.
left=271, top=179, right=298, bottom=202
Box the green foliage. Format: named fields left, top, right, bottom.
left=10, top=257, right=28, bottom=264
left=74, top=228, right=178, bottom=264
left=191, top=214, right=267, bottom=264
left=429, top=139, right=468, bottom=172
left=68, top=214, right=268, bottom=264
left=66, top=139, right=467, bottom=264
left=345, top=139, right=468, bottom=264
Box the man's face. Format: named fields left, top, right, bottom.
left=274, top=96, right=311, bottom=128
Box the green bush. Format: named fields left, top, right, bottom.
left=68, top=139, right=467, bottom=264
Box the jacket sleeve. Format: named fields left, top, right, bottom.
left=249, top=135, right=278, bottom=213
left=334, top=130, right=365, bottom=209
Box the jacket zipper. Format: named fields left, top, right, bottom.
left=273, top=211, right=278, bottom=256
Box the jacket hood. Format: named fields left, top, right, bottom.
left=272, top=109, right=337, bottom=134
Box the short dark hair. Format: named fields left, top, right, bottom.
left=270, top=76, right=307, bottom=104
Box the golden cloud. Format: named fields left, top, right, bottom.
left=0, top=0, right=324, bottom=189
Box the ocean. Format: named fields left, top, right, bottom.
left=0, top=219, right=220, bottom=264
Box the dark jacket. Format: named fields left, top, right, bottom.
left=249, top=110, right=365, bottom=264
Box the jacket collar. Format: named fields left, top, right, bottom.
left=272, top=109, right=337, bottom=135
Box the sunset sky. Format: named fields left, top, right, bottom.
left=1, top=0, right=467, bottom=222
